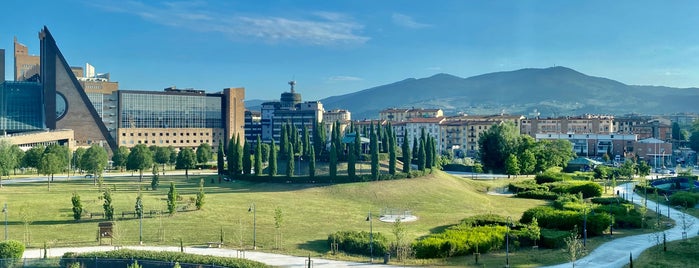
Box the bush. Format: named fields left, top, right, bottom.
left=591, top=197, right=627, bottom=205
left=520, top=206, right=611, bottom=236
left=552, top=194, right=583, bottom=210
left=669, top=191, right=699, bottom=208
left=539, top=229, right=569, bottom=248
left=0, top=240, right=24, bottom=261
left=515, top=190, right=558, bottom=200
left=549, top=181, right=603, bottom=198
left=328, top=231, right=389, bottom=257
left=459, top=214, right=510, bottom=227
left=412, top=225, right=506, bottom=258
left=61, top=249, right=268, bottom=268
left=535, top=173, right=564, bottom=184
left=508, top=181, right=548, bottom=193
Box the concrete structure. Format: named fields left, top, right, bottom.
left=535, top=133, right=637, bottom=158
left=0, top=129, right=74, bottom=151
left=521, top=114, right=614, bottom=136
left=244, top=110, right=262, bottom=143
left=439, top=114, right=524, bottom=157
left=14, top=37, right=40, bottom=81
left=380, top=108, right=443, bottom=122
left=254, top=81, right=323, bottom=145
left=635, top=138, right=673, bottom=168
left=323, top=109, right=351, bottom=144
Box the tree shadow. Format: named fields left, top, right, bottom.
left=298, top=239, right=329, bottom=254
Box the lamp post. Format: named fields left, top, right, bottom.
left=2, top=203, right=7, bottom=240
left=248, top=203, right=256, bottom=250
left=506, top=216, right=511, bottom=268
left=366, top=211, right=373, bottom=263
left=583, top=206, right=588, bottom=248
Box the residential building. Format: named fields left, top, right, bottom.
left=535, top=133, right=637, bottom=158
left=323, top=109, right=351, bottom=143
left=521, top=114, right=614, bottom=136
left=380, top=108, right=443, bottom=122
left=440, top=114, right=525, bottom=157
left=244, top=110, right=262, bottom=142
left=13, top=37, right=40, bottom=81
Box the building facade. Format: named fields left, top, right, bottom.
left=380, top=108, right=443, bottom=122
left=520, top=114, right=614, bottom=136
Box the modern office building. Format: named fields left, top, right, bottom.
left=253, top=81, right=323, bottom=144
left=2, top=26, right=245, bottom=153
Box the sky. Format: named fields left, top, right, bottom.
left=2, top=0, right=699, bottom=101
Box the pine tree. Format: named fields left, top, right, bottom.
left=134, top=191, right=143, bottom=218
left=269, top=140, right=277, bottom=177
left=309, top=145, right=316, bottom=177
left=370, top=123, right=379, bottom=180
left=329, top=142, right=337, bottom=177
left=242, top=141, right=252, bottom=175
left=402, top=129, right=411, bottom=173
left=292, top=123, right=302, bottom=156
left=254, top=135, right=262, bottom=176
left=376, top=123, right=383, bottom=152
left=287, top=144, right=295, bottom=177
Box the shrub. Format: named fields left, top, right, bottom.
left=515, top=190, right=558, bottom=200
left=535, top=173, right=564, bottom=184
left=61, top=249, right=268, bottom=268
left=669, top=191, right=699, bottom=208
left=520, top=206, right=611, bottom=236
left=549, top=181, right=603, bottom=198
left=539, top=229, right=569, bottom=248
left=328, top=231, right=389, bottom=257
left=552, top=194, right=583, bottom=210
left=508, top=181, right=547, bottom=193
left=412, top=225, right=506, bottom=258
left=591, top=197, right=627, bottom=205
left=459, top=214, right=511, bottom=227
left=0, top=240, right=25, bottom=259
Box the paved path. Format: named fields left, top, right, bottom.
left=24, top=246, right=405, bottom=267
left=544, top=181, right=699, bottom=268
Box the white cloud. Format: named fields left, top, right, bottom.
left=391, top=13, right=431, bottom=29
left=327, top=75, right=363, bottom=81
left=90, top=1, right=369, bottom=46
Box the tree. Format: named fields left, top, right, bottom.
left=260, top=143, right=270, bottom=163
left=217, top=142, right=225, bottom=181
left=505, top=154, right=520, bottom=177
left=167, top=182, right=178, bottom=215
left=348, top=141, right=356, bottom=177
left=370, top=123, right=379, bottom=180
left=135, top=191, right=143, bottom=218
left=392, top=218, right=408, bottom=261
left=425, top=135, right=432, bottom=169
left=227, top=138, right=237, bottom=176
left=672, top=122, right=681, bottom=141
left=269, top=140, right=277, bottom=177
left=417, top=139, right=426, bottom=171
left=127, top=144, right=154, bottom=182
left=309, top=145, right=316, bottom=177
left=286, top=144, right=295, bottom=178
left=564, top=229, right=584, bottom=268
left=412, top=137, right=418, bottom=162
left=71, top=193, right=83, bottom=220
left=112, top=146, right=130, bottom=172
left=103, top=190, right=114, bottom=220
left=280, top=124, right=289, bottom=160
left=153, top=146, right=171, bottom=172
left=176, top=148, right=197, bottom=180
left=388, top=126, right=397, bottom=175
left=274, top=207, right=284, bottom=249
left=72, top=147, right=86, bottom=173
left=150, top=165, right=159, bottom=190
left=167, top=146, right=177, bottom=168
left=519, top=149, right=536, bottom=175
left=638, top=161, right=651, bottom=177
left=329, top=143, right=338, bottom=177
left=689, top=129, right=699, bottom=156
left=81, top=144, right=108, bottom=185
left=196, top=143, right=213, bottom=165
left=593, top=165, right=609, bottom=180
left=195, top=178, right=205, bottom=210
left=38, top=145, right=69, bottom=191
left=242, top=141, right=252, bottom=175
left=234, top=135, right=243, bottom=176
left=302, top=125, right=310, bottom=158
left=254, top=136, right=263, bottom=176
left=0, top=140, right=18, bottom=188
left=478, top=122, right=519, bottom=172
left=402, top=129, right=412, bottom=174
left=22, top=145, right=45, bottom=175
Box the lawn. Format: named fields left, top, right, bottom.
left=0, top=169, right=671, bottom=266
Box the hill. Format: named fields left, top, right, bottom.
left=317, top=66, right=699, bottom=119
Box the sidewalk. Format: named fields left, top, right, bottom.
left=543, top=182, right=699, bottom=268
left=23, top=245, right=407, bottom=268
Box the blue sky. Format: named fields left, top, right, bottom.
left=2, top=0, right=699, bottom=101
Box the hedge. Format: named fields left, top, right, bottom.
left=591, top=197, right=628, bottom=205
left=508, top=181, right=548, bottom=193
left=669, top=191, right=699, bottom=208
left=0, top=240, right=24, bottom=259
left=535, top=173, right=565, bottom=184
left=515, top=190, right=558, bottom=200
left=548, top=181, right=603, bottom=198
left=539, top=229, right=570, bottom=248
left=460, top=214, right=513, bottom=227
left=60, top=249, right=268, bottom=268
left=412, top=225, right=506, bottom=258
left=520, top=206, right=611, bottom=236
left=328, top=231, right=389, bottom=257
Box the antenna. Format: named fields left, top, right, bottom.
left=288, top=80, right=296, bottom=93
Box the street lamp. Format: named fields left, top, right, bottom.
left=506, top=216, right=511, bottom=268
left=366, top=211, right=373, bottom=263
left=248, top=203, right=256, bottom=250
left=2, top=203, right=7, bottom=240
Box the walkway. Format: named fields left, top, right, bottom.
left=24, top=246, right=405, bottom=267
left=544, top=182, right=699, bottom=268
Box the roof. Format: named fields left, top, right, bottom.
left=568, top=157, right=602, bottom=166
left=638, top=138, right=665, bottom=144
left=341, top=133, right=370, bottom=144
left=406, top=117, right=445, bottom=123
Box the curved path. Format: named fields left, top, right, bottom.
left=24, top=246, right=405, bottom=267
left=544, top=182, right=699, bottom=268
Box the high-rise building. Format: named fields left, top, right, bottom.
left=14, top=37, right=40, bottom=81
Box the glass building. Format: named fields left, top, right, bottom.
left=0, top=81, right=44, bottom=134
left=118, top=90, right=223, bottom=129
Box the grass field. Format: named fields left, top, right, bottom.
left=0, top=169, right=684, bottom=266
left=623, top=236, right=699, bottom=268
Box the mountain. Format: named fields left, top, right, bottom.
left=318, top=66, right=699, bottom=119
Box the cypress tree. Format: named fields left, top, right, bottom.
left=412, top=137, right=418, bottom=162
left=280, top=124, right=288, bottom=160
left=381, top=124, right=389, bottom=153
left=402, top=129, right=411, bottom=173
left=293, top=123, right=302, bottom=156
left=418, top=139, right=426, bottom=171
left=425, top=135, right=432, bottom=169
left=269, top=140, right=277, bottom=177
left=287, top=144, right=295, bottom=177
left=318, top=121, right=327, bottom=158
left=370, top=123, right=379, bottom=180
left=347, top=142, right=356, bottom=177
left=354, top=131, right=361, bottom=159
left=243, top=141, right=252, bottom=175
left=302, top=125, right=310, bottom=158
left=235, top=134, right=243, bottom=176
left=228, top=139, right=238, bottom=176
left=329, top=142, right=337, bottom=177
left=254, top=136, right=262, bottom=176
left=389, top=127, right=396, bottom=175
left=309, top=145, right=316, bottom=177
left=217, top=142, right=225, bottom=181
left=376, top=122, right=383, bottom=152
left=430, top=137, right=438, bottom=168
